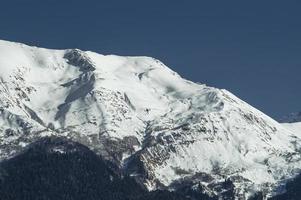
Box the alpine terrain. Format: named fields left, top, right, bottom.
left=0, top=40, right=300, bottom=200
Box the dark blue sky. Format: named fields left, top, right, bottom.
left=0, top=0, right=300, bottom=119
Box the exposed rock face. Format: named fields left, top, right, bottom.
left=0, top=40, right=301, bottom=199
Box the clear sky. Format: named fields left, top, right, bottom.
left=0, top=0, right=300, bottom=119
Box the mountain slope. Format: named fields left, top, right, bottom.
left=282, top=122, right=301, bottom=138
left=0, top=40, right=300, bottom=199
left=0, top=137, right=190, bottom=200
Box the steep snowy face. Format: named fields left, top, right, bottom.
left=0, top=40, right=301, bottom=199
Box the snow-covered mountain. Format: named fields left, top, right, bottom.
left=0, top=40, right=300, bottom=199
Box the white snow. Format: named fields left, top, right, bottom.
left=282, top=122, right=301, bottom=137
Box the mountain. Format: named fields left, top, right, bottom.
left=271, top=118, right=301, bottom=199
left=0, top=136, right=190, bottom=200
left=0, top=39, right=301, bottom=199
left=269, top=171, right=301, bottom=200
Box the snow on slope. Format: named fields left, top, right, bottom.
left=282, top=122, right=301, bottom=138
left=0, top=40, right=301, bottom=199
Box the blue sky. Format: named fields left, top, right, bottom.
left=0, top=0, right=300, bottom=119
